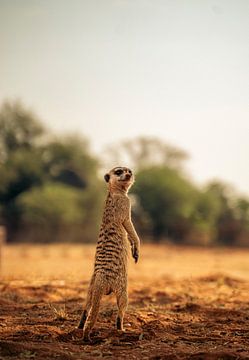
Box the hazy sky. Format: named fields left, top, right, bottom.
left=1, top=0, right=249, bottom=195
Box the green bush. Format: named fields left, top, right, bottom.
left=132, top=166, right=199, bottom=242
left=16, top=183, right=87, bottom=242
left=18, top=183, right=84, bottom=225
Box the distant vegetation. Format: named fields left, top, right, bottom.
left=0, top=100, right=249, bottom=246
left=0, top=101, right=103, bottom=243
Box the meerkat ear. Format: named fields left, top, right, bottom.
left=104, top=174, right=110, bottom=182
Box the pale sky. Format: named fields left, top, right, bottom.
left=1, top=0, right=249, bottom=195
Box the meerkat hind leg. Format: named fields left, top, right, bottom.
left=78, top=311, right=87, bottom=330
left=116, top=287, right=128, bottom=331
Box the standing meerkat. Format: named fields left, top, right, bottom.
left=78, top=166, right=140, bottom=341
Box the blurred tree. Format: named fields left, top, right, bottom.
left=132, top=166, right=198, bottom=242
left=0, top=101, right=44, bottom=161
left=0, top=101, right=46, bottom=239
left=103, top=136, right=188, bottom=171
left=0, top=100, right=103, bottom=242
left=0, top=101, right=46, bottom=199
left=42, top=135, right=99, bottom=189
left=234, top=198, right=249, bottom=246
left=235, top=198, right=249, bottom=225
left=186, top=189, right=221, bottom=245
left=0, top=149, right=44, bottom=203
left=205, top=181, right=242, bottom=245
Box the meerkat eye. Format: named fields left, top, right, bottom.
left=114, top=169, right=123, bottom=176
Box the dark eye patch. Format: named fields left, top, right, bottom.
left=114, top=169, right=123, bottom=176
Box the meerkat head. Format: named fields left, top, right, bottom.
left=104, top=166, right=134, bottom=193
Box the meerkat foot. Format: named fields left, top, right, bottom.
left=78, top=310, right=87, bottom=329
left=116, top=316, right=124, bottom=331
left=82, top=329, right=92, bottom=342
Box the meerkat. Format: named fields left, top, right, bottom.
left=78, top=166, right=140, bottom=341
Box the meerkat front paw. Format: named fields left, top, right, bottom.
left=132, top=246, right=139, bottom=263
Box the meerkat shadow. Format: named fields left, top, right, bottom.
left=61, top=328, right=103, bottom=345
left=101, top=328, right=141, bottom=343
left=69, top=328, right=141, bottom=345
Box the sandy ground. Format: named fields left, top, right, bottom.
left=1, top=244, right=249, bottom=359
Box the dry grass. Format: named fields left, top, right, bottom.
left=49, top=303, right=69, bottom=321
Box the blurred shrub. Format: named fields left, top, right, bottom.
left=16, top=183, right=84, bottom=242
left=19, top=183, right=84, bottom=225
left=205, top=182, right=249, bottom=246
left=15, top=182, right=103, bottom=243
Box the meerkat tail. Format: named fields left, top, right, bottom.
left=82, top=274, right=104, bottom=340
